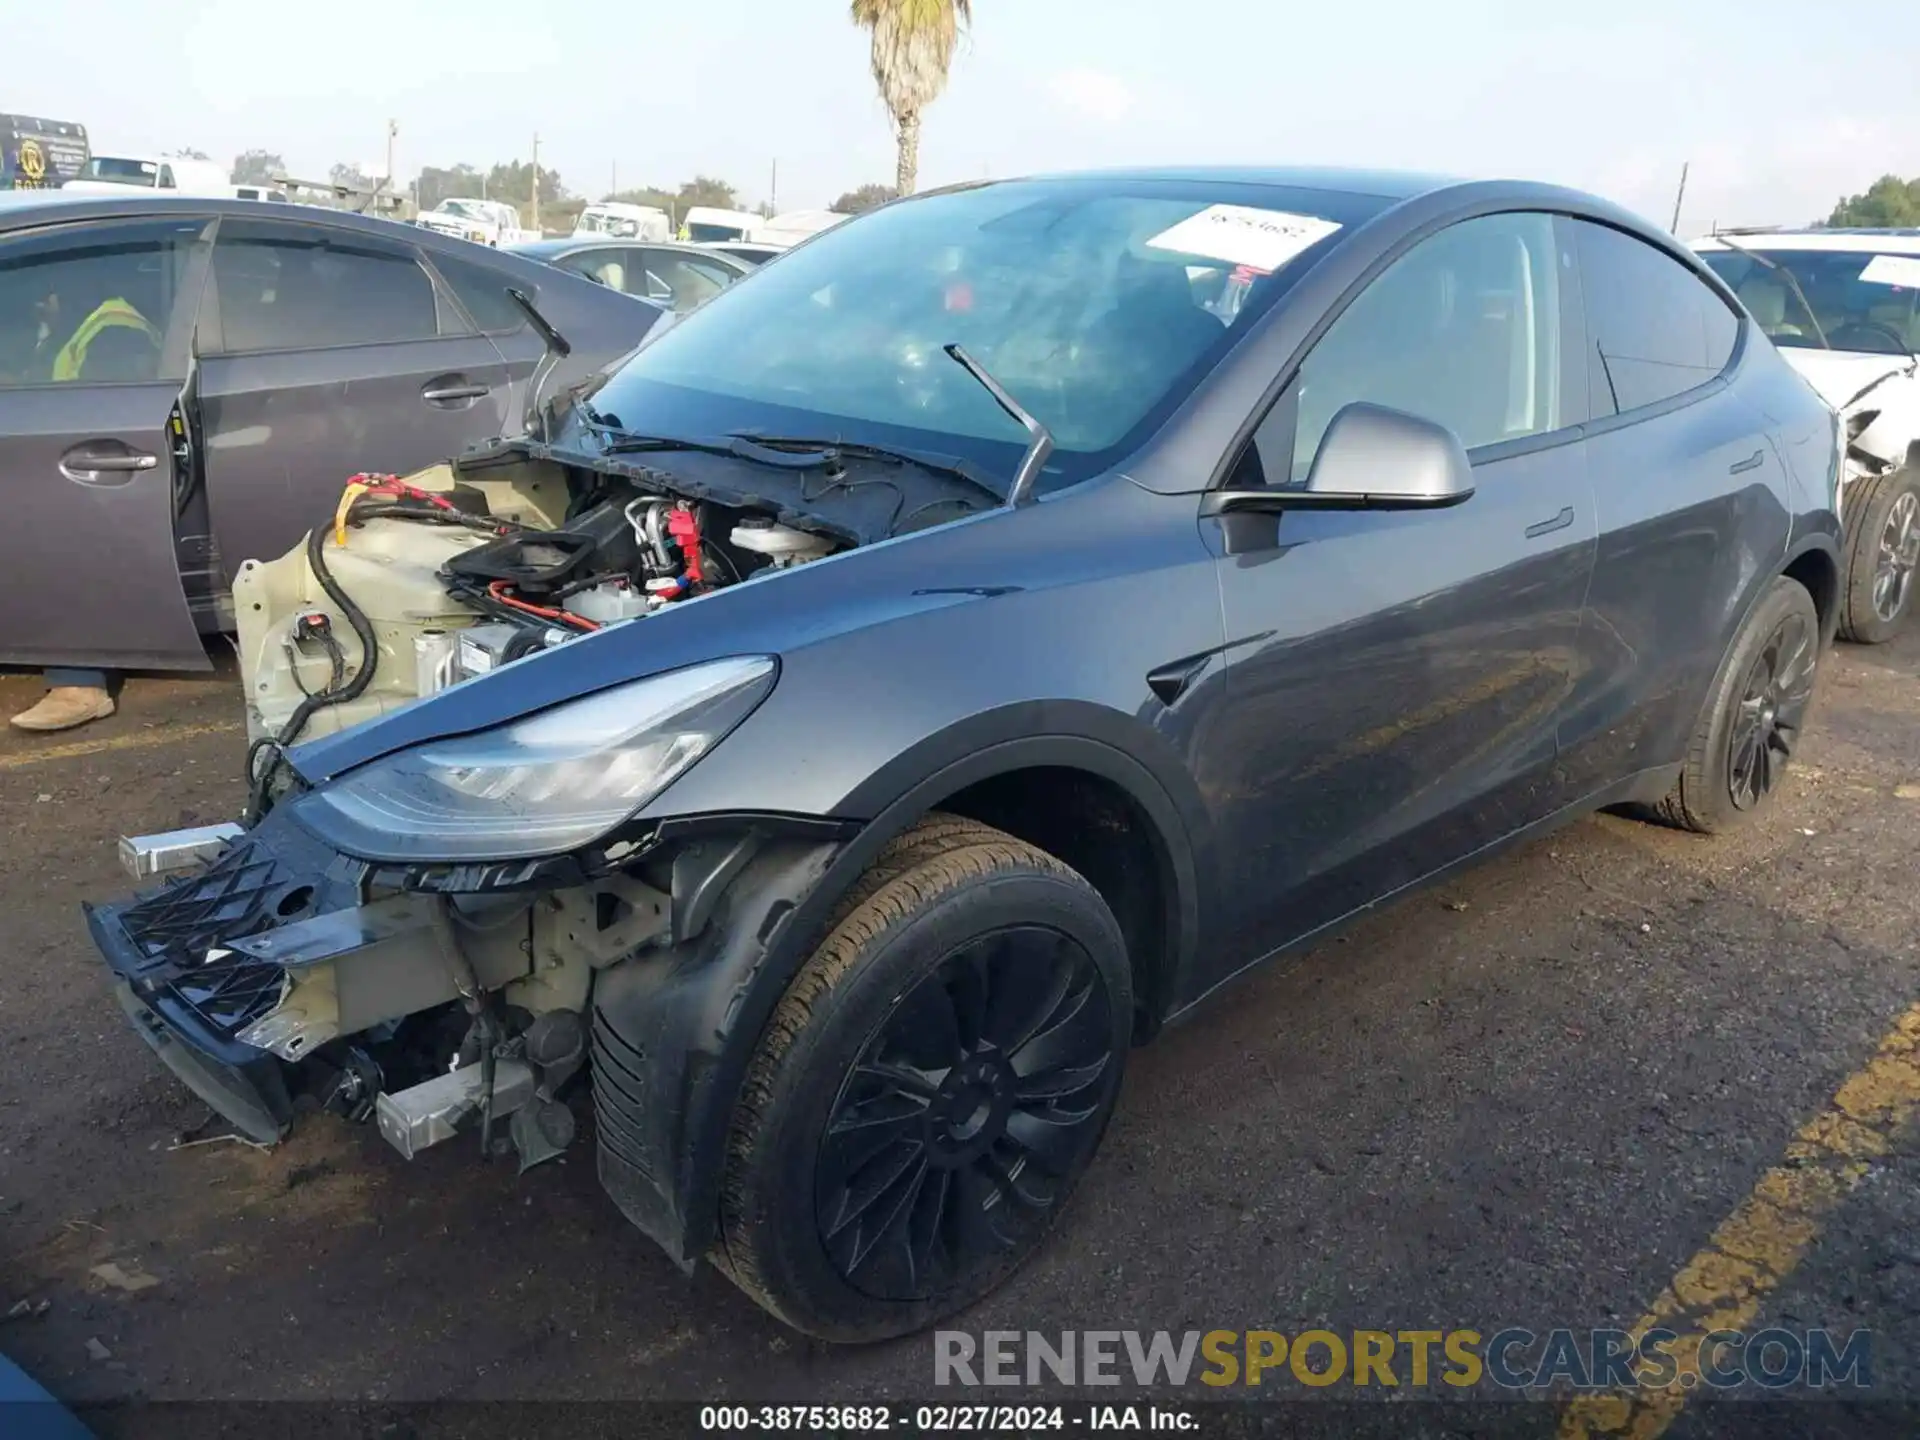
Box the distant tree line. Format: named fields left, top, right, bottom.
left=1828, top=175, right=1920, bottom=228
left=225, top=148, right=899, bottom=231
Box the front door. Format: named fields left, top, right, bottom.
left=0, top=214, right=214, bottom=669
left=1193, top=211, right=1596, bottom=978
left=195, top=215, right=514, bottom=582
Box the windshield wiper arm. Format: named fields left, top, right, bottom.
left=1712, top=237, right=1830, bottom=350
left=722, top=432, right=1005, bottom=498
left=943, top=344, right=1053, bottom=508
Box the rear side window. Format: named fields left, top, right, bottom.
left=1574, top=221, right=1741, bottom=416
left=210, top=219, right=439, bottom=353
left=433, top=251, right=527, bottom=334
left=0, top=218, right=202, bottom=386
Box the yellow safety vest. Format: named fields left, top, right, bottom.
left=51, top=298, right=159, bottom=382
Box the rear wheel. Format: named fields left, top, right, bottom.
left=1653, top=575, right=1819, bottom=834
left=717, top=815, right=1131, bottom=1341
left=1838, top=466, right=1920, bottom=644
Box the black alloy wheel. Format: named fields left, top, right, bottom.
left=1652, top=575, right=1820, bottom=834
left=716, top=814, right=1132, bottom=1342
left=1726, top=607, right=1817, bottom=811
left=1839, top=467, right=1920, bottom=644
left=814, top=925, right=1115, bottom=1301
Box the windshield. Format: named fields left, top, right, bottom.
left=440, top=200, right=494, bottom=222
left=80, top=156, right=157, bottom=185
left=588, top=177, right=1379, bottom=488
left=1701, top=246, right=1920, bottom=356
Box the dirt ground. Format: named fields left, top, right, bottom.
left=0, top=630, right=1916, bottom=1430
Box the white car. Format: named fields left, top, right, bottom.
left=1694, top=228, right=1920, bottom=642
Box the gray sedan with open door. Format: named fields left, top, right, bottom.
left=0, top=192, right=664, bottom=671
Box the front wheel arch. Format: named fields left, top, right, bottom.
left=593, top=725, right=1206, bottom=1270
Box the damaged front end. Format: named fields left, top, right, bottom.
left=88, top=806, right=665, bottom=1170
left=92, top=796, right=856, bottom=1264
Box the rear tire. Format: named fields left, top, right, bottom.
left=716, top=814, right=1131, bottom=1342
left=1837, top=466, right=1920, bottom=644
left=1652, top=576, right=1819, bottom=834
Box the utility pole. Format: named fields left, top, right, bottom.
left=1670, top=161, right=1690, bottom=235
left=769, top=158, right=778, bottom=214
left=531, top=131, right=541, bottom=231
left=611, top=160, right=617, bottom=198
left=385, top=118, right=397, bottom=190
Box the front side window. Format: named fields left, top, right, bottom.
left=592, top=178, right=1386, bottom=487
left=211, top=220, right=440, bottom=353
left=1698, top=246, right=1920, bottom=357
left=0, top=220, right=199, bottom=386
left=639, top=250, right=737, bottom=312
left=1576, top=221, right=1740, bottom=415
left=1237, top=212, right=1569, bottom=487
left=559, top=248, right=630, bottom=293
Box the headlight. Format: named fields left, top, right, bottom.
left=291, top=657, right=776, bottom=862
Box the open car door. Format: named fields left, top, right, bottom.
left=0, top=213, right=213, bottom=670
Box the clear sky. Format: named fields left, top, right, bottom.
left=13, top=0, right=1919, bottom=232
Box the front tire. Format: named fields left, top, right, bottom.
left=1653, top=575, right=1819, bottom=834
left=717, top=815, right=1131, bottom=1342
left=1838, top=466, right=1920, bottom=644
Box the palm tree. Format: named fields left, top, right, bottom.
left=849, top=0, right=972, bottom=195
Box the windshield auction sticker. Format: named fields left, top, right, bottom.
left=1146, top=205, right=1342, bottom=275
left=1858, top=254, right=1920, bottom=289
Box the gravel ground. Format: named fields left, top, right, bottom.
left=0, top=628, right=1915, bottom=1436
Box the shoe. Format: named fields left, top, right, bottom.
left=9, top=686, right=116, bottom=732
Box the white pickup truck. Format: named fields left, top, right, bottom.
left=415, top=197, right=538, bottom=247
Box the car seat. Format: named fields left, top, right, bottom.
left=1736, top=273, right=1805, bottom=339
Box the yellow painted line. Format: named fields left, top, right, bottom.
left=1560, top=1000, right=1920, bottom=1438
left=0, top=721, right=242, bottom=772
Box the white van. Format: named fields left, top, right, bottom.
left=63, top=153, right=235, bottom=198
left=747, top=209, right=850, bottom=248
left=680, top=206, right=762, bottom=244
left=575, top=202, right=670, bottom=241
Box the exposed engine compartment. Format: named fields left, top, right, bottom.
left=234, top=451, right=848, bottom=757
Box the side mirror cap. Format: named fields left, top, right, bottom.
left=1204, top=403, right=1476, bottom=515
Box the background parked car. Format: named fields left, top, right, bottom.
left=505, top=237, right=751, bottom=313
left=0, top=191, right=664, bottom=673
left=1693, top=227, right=1920, bottom=643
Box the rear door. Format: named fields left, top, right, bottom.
left=1552, top=219, right=1786, bottom=796
left=0, top=213, right=214, bottom=669
left=194, top=215, right=514, bottom=582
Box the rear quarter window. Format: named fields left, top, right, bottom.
left=1575, top=220, right=1741, bottom=416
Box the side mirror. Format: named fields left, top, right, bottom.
left=1205, top=403, right=1476, bottom=516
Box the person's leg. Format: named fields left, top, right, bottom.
left=10, top=668, right=116, bottom=732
